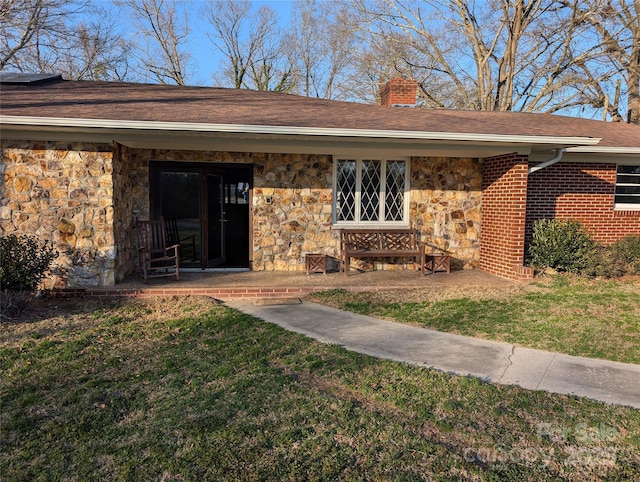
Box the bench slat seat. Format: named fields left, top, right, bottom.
left=340, top=229, right=427, bottom=275
left=345, top=249, right=422, bottom=256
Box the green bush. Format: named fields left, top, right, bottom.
left=610, top=235, right=640, bottom=275
left=581, top=235, right=640, bottom=278
left=0, top=234, right=58, bottom=292
left=581, top=245, right=619, bottom=278
left=528, top=219, right=598, bottom=273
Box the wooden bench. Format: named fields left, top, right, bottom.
left=340, top=229, right=427, bottom=275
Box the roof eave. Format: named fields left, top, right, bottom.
left=565, top=146, right=640, bottom=155
left=0, top=115, right=602, bottom=147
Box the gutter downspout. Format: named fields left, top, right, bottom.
left=528, top=148, right=565, bottom=174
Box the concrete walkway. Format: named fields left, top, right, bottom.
left=227, top=299, right=640, bottom=410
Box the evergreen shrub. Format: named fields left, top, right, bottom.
left=528, top=219, right=598, bottom=273
left=0, top=234, right=58, bottom=292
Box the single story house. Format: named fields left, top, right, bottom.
left=1, top=74, right=639, bottom=287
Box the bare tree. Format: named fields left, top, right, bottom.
left=47, top=7, right=132, bottom=80
left=205, top=0, right=293, bottom=91
left=564, top=0, right=640, bottom=124
left=0, top=0, right=81, bottom=71
left=205, top=0, right=251, bottom=88
left=118, top=0, right=191, bottom=85
left=246, top=7, right=293, bottom=91
left=1, top=0, right=133, bottom=80
left=287, top=0, right=359, bottom=99
left=352, top=0, right=604, bottom=113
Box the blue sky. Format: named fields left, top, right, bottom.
left=184, top=0, right=296, bottom=86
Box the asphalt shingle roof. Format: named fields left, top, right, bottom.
left=1, top=78, right=639, bottom=148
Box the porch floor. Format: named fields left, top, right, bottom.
left=69, top=269, right=516, bottom=301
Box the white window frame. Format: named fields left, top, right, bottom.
left=614, top=164, right=640, bottom=210
left=332, top=156, right=411, bottom=227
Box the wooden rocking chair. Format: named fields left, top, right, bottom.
left=136, top=219, right=180, bottom=282
left=164, top=217, right=197, bottom=261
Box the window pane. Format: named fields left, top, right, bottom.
left=237, top=182, right=250, bottom=204
left=336, top=160, right=356, bottom=221
left=160, top=171, right=201, bottom=263
left=616, top=185, right=640, bottom=195
left=615, top=195, right=640, bottom=204
left=361, top=160, right=380, bottom=221
left=385, top=160, right=405, bottom=221
left=617, top=174, right=640, bottom=185
left=618, top=165, right=640, bottom=175
left=616, top=165, right=640, bottom=207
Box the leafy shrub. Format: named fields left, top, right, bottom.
left=528, top=219, right=598, bottom=273
left=610, top=235, right=640, bottom=275
left=0, top=234, right=58, bottom=292
left=580, top=235, right=640, bottom=278
left=581, top=245, right=620, bottom=278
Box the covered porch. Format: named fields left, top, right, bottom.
left=55, top=269, right=515, bottom=301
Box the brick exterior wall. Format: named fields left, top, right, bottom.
left=480, top=153, right=531, bottom=280
left=526, top=162, right=640, bottom=244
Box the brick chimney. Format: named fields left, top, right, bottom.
left=379, top=78, right=418, bottom=107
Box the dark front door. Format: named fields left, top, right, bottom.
left=150, top=163, right=252, bottom=269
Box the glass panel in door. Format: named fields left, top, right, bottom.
left=206, top=174, right=225, bottom=267
left=159, top=171, right=201, bottom=265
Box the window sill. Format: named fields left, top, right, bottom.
left=332, top=222, right=411, bottom=229
left=613, top=208, right=640, bottom=217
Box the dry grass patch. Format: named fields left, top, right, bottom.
left=2, top=295, right=639, bottom=480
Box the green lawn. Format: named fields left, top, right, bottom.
left=1, top=294, right=638, bottom=480
left=311, top=276, right=640, bottom=365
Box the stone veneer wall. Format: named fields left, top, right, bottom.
left=124, top=149, right=337, bottom=272
left=125, top=149, right=482, bottom=273
left=410, top=157, right=482, bottom=269
left=1, top=143, right=484, bottom=287
left=112, top=144, right=149, bottom=283
left=1, top=140, right=116, bottom=287
left=252, top=153, right=336, bottom=270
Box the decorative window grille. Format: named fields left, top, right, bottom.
left=615, top=165, right=640, bottom=209
left=361, top=160, right=381, bottom=221
left=336, top=160, right=356, bottom=221
left=334, top=157, right=409, bottom=224
left=385, top=160, right=406, bottom=221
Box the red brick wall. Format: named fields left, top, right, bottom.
left=526, top=162, right=640, bottom=244
left=480, top=153, right=531, bottom=280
